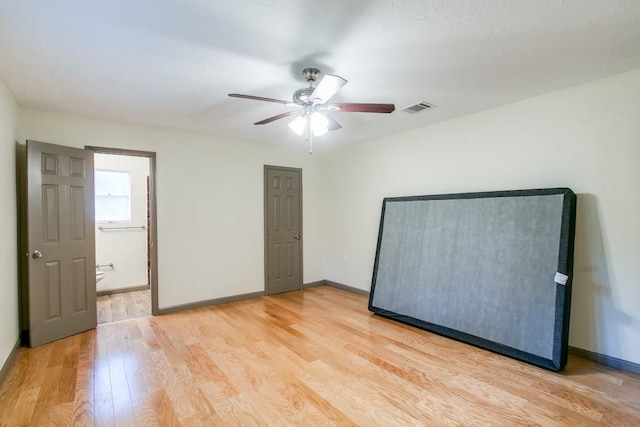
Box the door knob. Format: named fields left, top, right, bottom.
left=32, top=250, right=43, bottom=259
left=293, top=235, right=300, bottom=240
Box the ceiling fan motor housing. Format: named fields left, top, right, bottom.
left=293, top=87, right=314, bottom=105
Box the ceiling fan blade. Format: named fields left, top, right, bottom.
left=310, top=74, right=347, bottom=104
left=229, top=93, right=294, bottom=105
left=254, top=110, right=300, bottom=125
left=328, top=103, right=395, bottom=113
left=326, top=114, right=342, bottom=131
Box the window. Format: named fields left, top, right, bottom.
left=95, top=170, right=131, bottom=223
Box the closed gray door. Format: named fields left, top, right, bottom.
left=27, top=140, right=97, bottom=346
left=264, top=166, right=302, bottom=295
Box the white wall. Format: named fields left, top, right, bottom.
left=0, top=79, right=19, bottom=369
left=321, top=69, right=640, bottom=365
left=18, top=111, right=325, bottom=309
left=95, top=153, right=150, bottom=293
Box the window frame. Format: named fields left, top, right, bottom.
left=94, top=168, right=132, bottom=224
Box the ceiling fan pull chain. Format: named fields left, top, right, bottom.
left=305, top=115, right=313, bottom=154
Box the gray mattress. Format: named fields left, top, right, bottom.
left=368, top=188, right=576, bottom=371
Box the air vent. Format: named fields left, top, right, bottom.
left=402, top=101, right=436, bottom=113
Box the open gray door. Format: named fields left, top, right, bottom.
left=26, top=140, right=97, bottom=346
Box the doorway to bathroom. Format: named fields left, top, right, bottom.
left=87, top=147, right=158, bottom=324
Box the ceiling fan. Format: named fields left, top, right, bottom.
left=228, top=68, right=395, bottom=153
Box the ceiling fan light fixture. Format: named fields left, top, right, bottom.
left=289, top=113, right=329, bottom=137
left=288, top=116, right=306, bottom=135
left=311, top=112, right=329, bottom=136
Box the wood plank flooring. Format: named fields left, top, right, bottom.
left=97, top=289, right=151, bottom=324
left=1, top=286, right=639, bottom=426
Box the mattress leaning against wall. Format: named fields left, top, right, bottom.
left=368, top=188, right=577, bottom=371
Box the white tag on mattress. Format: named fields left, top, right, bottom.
left=554, top=272, right=569, bottom=285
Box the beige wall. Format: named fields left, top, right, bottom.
left=18, top=111, right=326, bottom=309
left=320, top=68, right=640, bottom=365
left=0, top=79, right=19, bottom=368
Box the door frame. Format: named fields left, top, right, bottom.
left=86, top=146, right=159, bottom=315
left=263, top=165, right=303, bottom=295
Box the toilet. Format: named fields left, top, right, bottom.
left=96, top=270, right=105, bottom=283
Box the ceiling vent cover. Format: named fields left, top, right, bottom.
left=402, top=101, right=436, bottom=113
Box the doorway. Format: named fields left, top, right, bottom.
left=87, top=146, right=159, bottom=322
left=18, top=141, right=159, bottom=346
left=264, top=165, right=303, bottom=295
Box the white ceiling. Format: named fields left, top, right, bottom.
left=1, top=1, right=639, bottom=152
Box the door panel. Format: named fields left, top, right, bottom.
left=44, top=261, right=62, bottom=319
left=265, top=166, right=302, bottom=295
left=70, top=186, right=87, bottom=240
left=27, top=140, right=97, bottom=347
left=72, top=257, right=88, bottom=312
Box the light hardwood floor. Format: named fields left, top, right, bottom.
left=97, top=289, right=151, bottom=324
left=1, top=286, right=639, bottom=426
